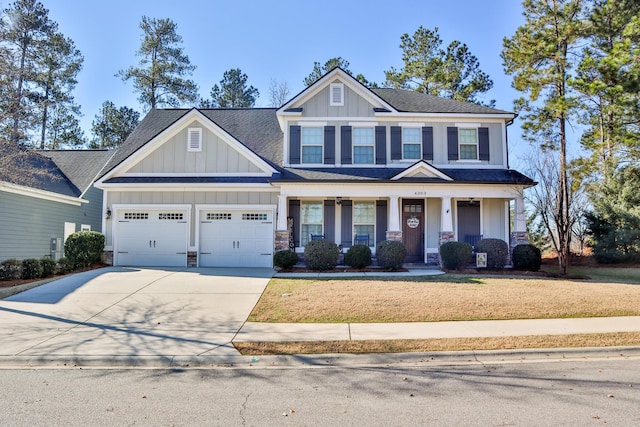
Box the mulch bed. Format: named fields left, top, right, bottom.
left=0, top=263, right=108, bottom=288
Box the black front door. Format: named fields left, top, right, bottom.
left=402, top=199, right=424, bottom=263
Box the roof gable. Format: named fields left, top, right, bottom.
left=391, top=161, right=453, bottom=181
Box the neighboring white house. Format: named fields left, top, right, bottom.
left=95, top=68, right=535, bottom=268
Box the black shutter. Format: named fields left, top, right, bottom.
left=375, top=126, right=386, bottom=164
left=391, top=126, right=402, bottom=160
left=447, top=127, right=458, bottom=161
left=422, top=126, right=433, bottom=161
left=290, top=125, right=301, bottom=164
left=376, top=200, right=387, bottom=245
left=341, top=126, right=352, bottom=164
left=478, top=127, right=490, bottom=161
left=288, top=200, right=300, bottom=248
left=340, top=200, right=353, bottom=248
left=324, top=126, right=335, bottom=164
left=324, top=200, right=335, bottom=242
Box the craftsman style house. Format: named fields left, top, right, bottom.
left=95, top=68, right=534, bottom=268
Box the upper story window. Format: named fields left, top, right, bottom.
left=459, top=128, right=478, bottom=160
left=301, top=201, right=323, bottom=246
left=187, top=128, right=202, bottom=152
left=301, top=127, right=323, bottom=163
left=353, top=128, right=374, bottom=164
left=402, top=127, right=421, bottom=160
left=330, top=83, right=344, bottom=106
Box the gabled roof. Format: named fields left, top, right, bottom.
left=40, top=150, right=113, bottom=195
left=98, top=108, right=283, bottom=179
left=391, top=161, right=453, bottom=181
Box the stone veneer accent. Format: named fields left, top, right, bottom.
left=187, top=251, right=197, bottom=268
left=386, top=230, right=402, bottom=242
left=102, top=251, right=113, bottom=266
left=426, top=252, right=439, bottom=265
left=510, top=231, right=530, bottom=249
left=275, top=230, right=291, bottom=251
left=439, top=231, right=455, bottom=244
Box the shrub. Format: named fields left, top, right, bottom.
left=0, top=259, right=22, bottom=280
left=474, top=238, right=510, bottom=269
left=345, top=244, right=372, bottom=269
left=304, top=240, right=340, bottom=271
left=273, top=250, right=299, bottom=270
left=376, top=240, right=406, bottom=270
left=64, top=231, right=105, bottom=269
left=512, top=244, right=542, bottom=271
left=57, top=257, right=74, bottom=275
left=40, top=257, right=58, bottom=278
left=439, top=241, right=472, bottom=270
left=21, top=258, right=42, bottom=280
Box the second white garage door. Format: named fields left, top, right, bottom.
left=199, top=209, right=274, bottom=268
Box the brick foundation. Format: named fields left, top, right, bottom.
left=187, top=251, right=197, bottom=268
left=102, top=251, right=113, bottom=266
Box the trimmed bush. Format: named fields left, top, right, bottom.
left=512, top=244, right=542, bottom=271
left=304, top=240, right=340, bottom=271
left=64, top=231, right=105, bottom=269
left=439, top=241, right=472, bottom=270
left=0, top=259, right=22, bottom=280
left=274, top=250, right=299, bottom=270
left=57, top=257, right=74, bottom=275
left=474, top=238, right=510, bottom=269
left=376, top=240, right=406, bottom=271
left=21, top=258, right=42, bottom=280
left=40, top=257, right=58, bottom=278
left=345, top=244, right=372, bottom=269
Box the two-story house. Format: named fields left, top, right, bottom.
left=95, top=68, right=535, bottom=268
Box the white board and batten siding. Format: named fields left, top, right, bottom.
left=197, top=206, right=275, bottom=268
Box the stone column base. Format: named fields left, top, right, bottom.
left=510, top=231, right=530, bottom=249
left=186, top=251, right=197, bottom=268
left=386, top=230, right=402, bottom=242
left=439, top=231, right=455, bottom=244
left=275, top=230, right=292, bottom=251
left=102, top=251, right=113, bottom=266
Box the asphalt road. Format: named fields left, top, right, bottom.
left=1, top=358, right=639, bottom=426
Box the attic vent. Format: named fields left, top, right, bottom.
left=187, top=127, right=202, bottom=152
left=330, top=83, right=344, bottom=106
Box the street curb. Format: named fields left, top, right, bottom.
left=1, top=346, right=639, bottom=369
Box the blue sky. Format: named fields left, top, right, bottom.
left=38, top=0, right=536, bottom=163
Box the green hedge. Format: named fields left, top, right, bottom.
left=439, top=242, right=472, bottom=270
left=304, top=240, right=340, bottom=271
left=0, top=259, right=22, bottom=280
left=475, top=238, right=509, bottom=269
left=376, top=240, right=406, bottom=271
left=512, top=244, right=542, bottom=271
left=64, top=231, right=105, bottom=269
left=345, top=244, right=372, bottom=269
left=273, top=250, right=299, bottom=269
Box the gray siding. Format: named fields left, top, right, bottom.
left=301, top=82, right=375, bottom=118
left=0, top=189, right=103, bottom=261
left=127, top=120, right=262, bottom=174
left=426, top=198, right=441, bottom=248
left=482, top=199, right=507, bottom=241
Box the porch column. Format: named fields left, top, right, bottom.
left=510, top=195, right=529, bottom=248
left=386, top=195, right=402, bottom=242
left=275, top=194, right=290, bottom=251
left=439, top=196, right=455, bottom=244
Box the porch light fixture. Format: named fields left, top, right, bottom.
left=336, top=197, right=342, bottom=205
left=105, top=208, right=112, bottom=219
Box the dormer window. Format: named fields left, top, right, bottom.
left=187, top=128, right=202, bottom=152
left=330, top=83, right=344, bottom=106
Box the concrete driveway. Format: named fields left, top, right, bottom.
left=0, top=267, right=273, bottom=363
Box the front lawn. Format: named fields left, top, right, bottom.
left=247, top=268, right=640, bottom=323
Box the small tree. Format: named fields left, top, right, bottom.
left=203, top=68, right=259, bottom=108
left=64, top=231, right=105, bottom=269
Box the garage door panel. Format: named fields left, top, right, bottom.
left=199, top=209, right=273, bottom=268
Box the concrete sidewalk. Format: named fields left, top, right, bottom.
left=236, top=316, right=640, bottom=342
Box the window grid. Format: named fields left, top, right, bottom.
left=242, top=213, right=268, bottom=221
left=124, top=213, right=148, bottom=220
left=353, top=128, right=374, bottom=164
left=353, top=201, right=375, bottom=246
left=459, top=128, right=478, bottom=160
left=301, top=201, right=323, bottom=246
left=207, top=213, right=232, bottom=220
left=159, top=213, right=184, bottom=220
left=301, top=127, right=323, bottom=164
left=402, top=128, right=421, bottom=160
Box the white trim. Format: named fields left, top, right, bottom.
left=81, top=224, right=91, bottom=231
left=97, top=109, right=277, bottom=185
left=299, top=121, right=328, bottom=127
left=121, top=172, right=272, bottom=177
left=455, top=122, right=481, bottom=128
left=187, top=127, right=202, bottom=152
left=97, top=183, right=277, bottom=191
left=391, top=161, right=453, bottom=181
left=0, top=181, right=86, bottom=206
left=348, top=121, right=379, bottom=127
left=398, top=122, right=425, bottom=127
left=329, top=83, right=344, bottom=106
left=375, top=112, right=515, bottom=120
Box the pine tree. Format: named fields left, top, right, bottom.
left=117, top=16, right=198, bottom=110
left=203, top=68, right=259, bottom=108
left=90, top=101, right=140, bottom=149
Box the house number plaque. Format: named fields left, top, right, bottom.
left=406, top=216, right=420, bottom=228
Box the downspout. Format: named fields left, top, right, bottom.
left=505, top=114, right=518, bottom=169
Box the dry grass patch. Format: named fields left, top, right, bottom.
left=249, top=275, right=640, bottom=323
left=234, top=332, right=640, bottom=355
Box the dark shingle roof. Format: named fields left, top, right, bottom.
left=371, top=88, right=512, bottom=115
left=276, top=167, right=534, bottom=185
left=40, top=150, right=113, bottom=194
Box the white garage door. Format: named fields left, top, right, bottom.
left=115, top=209, right=188, bottom=267
left=199, top=209, right=273, bottom=268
